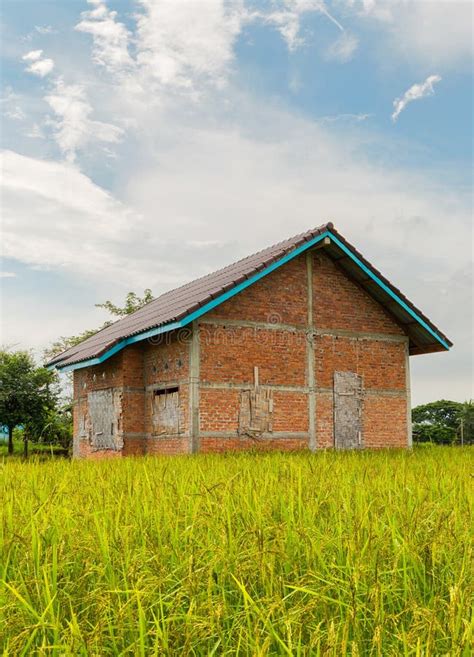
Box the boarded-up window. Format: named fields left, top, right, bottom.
left=88, top=389, right=123, bottom=451
left=238, top=389, right=273, bottom=438
left=152, top=387, right=180, bottom=435
left=334, top=371, right=363, bottom=449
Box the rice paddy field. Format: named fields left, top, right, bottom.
left=1, top=448, right=472, bottom=656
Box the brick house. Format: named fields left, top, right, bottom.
left=48, top=224, right=452, bottom=458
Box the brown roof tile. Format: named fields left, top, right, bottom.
left=48, top=222, right=452, bottom=369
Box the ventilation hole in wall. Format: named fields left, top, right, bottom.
left=83, top=382, right=87, bottom=389
left=177, top=359, right=183, bottom=368
left=110, top=422, right=114, bottom=435
left=154, top=386, right=179, bottom=396
left=164, top=362, right=169, bottom=370
left=93, top=374, right=97, bottom=381
left=102, top=372, right=106, bottom=379
left=152, top=365, right=157, bottom=374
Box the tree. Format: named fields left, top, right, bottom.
left=458, top=400, right=474, bottom=445
left=96, top=289, right=154, bottom=318
left=412, top=399, right=473, bottom=445
left=45, top=289, right=154, bottom=362
left=0, top=350, right=59, bottom=456
left=39, top=403, right=74, bottom=451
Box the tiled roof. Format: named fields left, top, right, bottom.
left=48, top=223, right=452, bottom=370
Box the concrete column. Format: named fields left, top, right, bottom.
left=306, top=251, right=317, bottom=451
left=405, top=341, right=413, bottom=447
left=189, top=320, right=200, bottom=453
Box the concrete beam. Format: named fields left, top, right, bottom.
left=200, top=431, right=309, bottom=439
left=198, top=317, right=407, bottom=344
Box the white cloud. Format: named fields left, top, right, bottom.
left=2, top=101, right=470, bottom=292
left=1, top=88, right=26, bottom=122
left=2, top=111, right=471, bottom=401
left=75, top=0, right=134, bottom=76
left=318, top=112, right=372, bottom=123
left=25, top=123, right=45, bottom=139
left=35, top=25, right=57, bottom=35
left=1, top=150, right=136, bottom=279
left=0, top=271, right=17, bottom=278
left=2, top=65, right=472, bottom=399
left=260, top=0, right=347, bottom=52
left=325, top=31, right=358, bottom=62
left=73, top=0, right=249, bottom=107
left=22, top=49, right=55, bottom=77
left=74, top=0, right=354, bottom=102
left=390, top=1, right=472, bottom=69
left=44, top=79, right=124, bottom=162
left=22, top=49, right=43, bottom=62
left=4, top=106, right=26, bottom=121
left=135, top=0, right=244, bottom=91
left=392, top=74, right=441, bottom=122
left=4, top=0, right=472, bottom=404
left=26, top=58, right=55, bottom=77
left=347, top=0, right=473, bottom=69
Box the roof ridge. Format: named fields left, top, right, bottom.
left=48, top=223, right=331, bottom=365
left=143, top=222, right=331, bottom=303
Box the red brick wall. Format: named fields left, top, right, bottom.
left=143, top=332, right=190, bottom=386
left=73, top=347, right=147, bottom=459
left=200, top=325, right=306, bottom=387
left=73, top=248, right=410, bottom=458
left=315, top=335, right=406, bottom=390
left=272, top=391, right=309, bottom=433
left=143, top=333, right=191, bottom=452
left=146, top=438, right=190, bottom=455
left=312, top=253, right=408, bottom=448
left=364, top=397, right=408, bottom=448
left=315, top=393, right=334, bottom=449
left=313, top=253, right=405, bottom=335
left=199, top=388, right=240, bottom=433
left=206, top=255, right=307, bottom=326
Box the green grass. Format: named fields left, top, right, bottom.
left=1, top=448, right=472, bottom=656
left=0, top=441, right=67, bottom=458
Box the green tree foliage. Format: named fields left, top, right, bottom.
left=0, top=350, right=59, bottom=456
left=39, top=403, right=74, bottom=451
left=458, top=400, right=474, bottom=444
left=45, top=289, right=154, bottom=362
left=96, top=289, right=154, bottom=318
left=412, top=399, right=473, bottom=445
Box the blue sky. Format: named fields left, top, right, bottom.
left=1, top=0, right=472, bottom=404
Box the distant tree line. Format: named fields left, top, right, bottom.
left=412, top=399, right=473, bottom=445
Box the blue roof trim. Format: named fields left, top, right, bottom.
left=327, top=233, right=450, bottom=350
left=56, top=320, right=183, bottom=373
left=56, top=228, right=449, bottom=372
left=179, top=231, right=332, bottom=326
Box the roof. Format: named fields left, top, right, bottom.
left=48, top=223, right=452, bottom=371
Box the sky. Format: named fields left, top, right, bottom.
left=0, top=0, right=472, bottom=406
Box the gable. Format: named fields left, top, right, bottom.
left=203, top=250, right=405, bottom=337
left=48, top=224, right=451, bottom=371
left=313, top=252, right=404, bottom=335
left=205, top=254, right=308, bottom=327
